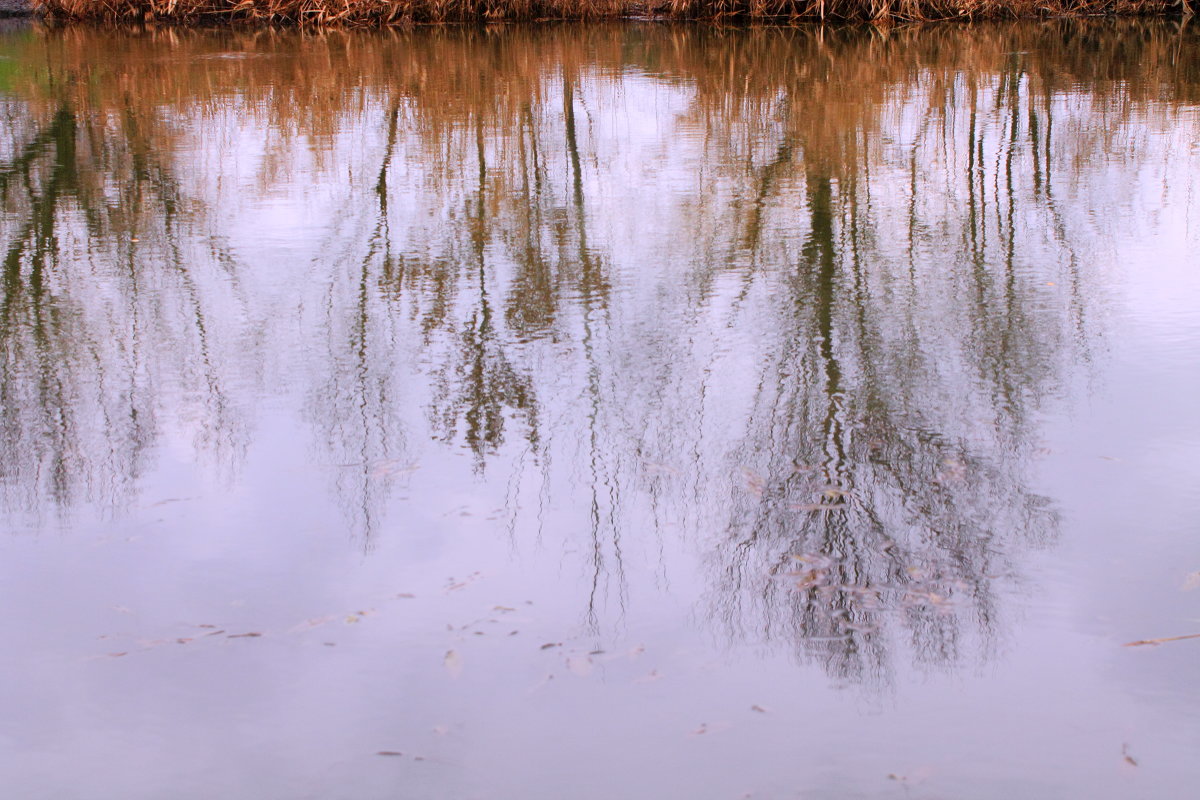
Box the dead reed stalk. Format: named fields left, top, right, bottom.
left=30, top=0, right=1190, bottom=24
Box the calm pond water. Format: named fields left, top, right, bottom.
left=1, top=18, right=1199, bottom=799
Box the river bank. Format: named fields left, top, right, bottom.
left=0, top=0, right=31, bottom=16
left=23, top=0, right=1198, bottom=25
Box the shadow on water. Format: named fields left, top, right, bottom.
left=2, top=19, right=1198, bottom=685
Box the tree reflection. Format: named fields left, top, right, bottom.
left=707, top=159, right=1062, bottom=685
left=654, top=33, right=1103, bottom=682
left=0, top=80, right=249, bottom=515
left=2, top=21, right=1197, bottom=681
left=425, top=114, right=540, bottom=465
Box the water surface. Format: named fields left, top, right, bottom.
left=1, top=20, right=1199, bottom=799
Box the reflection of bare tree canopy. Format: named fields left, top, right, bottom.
left=3, top=21, right=1198, bottom=677
left=705, top=160, right=1063, bottom=686
left=0, top=82, right=250, bottom=514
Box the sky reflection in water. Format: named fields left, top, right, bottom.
left=1, top=20, right=1199, bottom=799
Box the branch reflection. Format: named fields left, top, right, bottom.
left=2, top=21, right=1197, bottom=681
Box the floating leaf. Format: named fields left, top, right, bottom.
left=887, top=766, right=935, bottom=784
left=444, top=649, right=463, bottom=678
left=376, top=751, right=404, bottom=757
left=369, top=460, right=419, bottom=478
left=751, top=705, right=768, bottom=713
left=1122, top=744, right=1138, bottom=767
left=444, top=572, right=483, bottom=593
left=937, top=457, right=967, bottom=483
left=149, top=497, right=195, bottom=507
left=228, top=632, right=263, bottom=639
left=540, top=642, right=561, bottom=650
left=739, top=467, right=766, bottom=497
left=291, top=616, right=335, bottom=633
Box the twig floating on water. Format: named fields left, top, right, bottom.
left=1122, top=632, right=1200, bottom=647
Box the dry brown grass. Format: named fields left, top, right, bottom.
left=29, top=0, right=1190, bottom=24
left=660, top=0, right=1181, bottom=22
left=33, top=0, right=624, bottom=24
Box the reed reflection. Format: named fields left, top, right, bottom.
left=2, top=21, right=1197, bottom=680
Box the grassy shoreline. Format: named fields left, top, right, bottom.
left=28, top=0, right=1196, bottom=25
